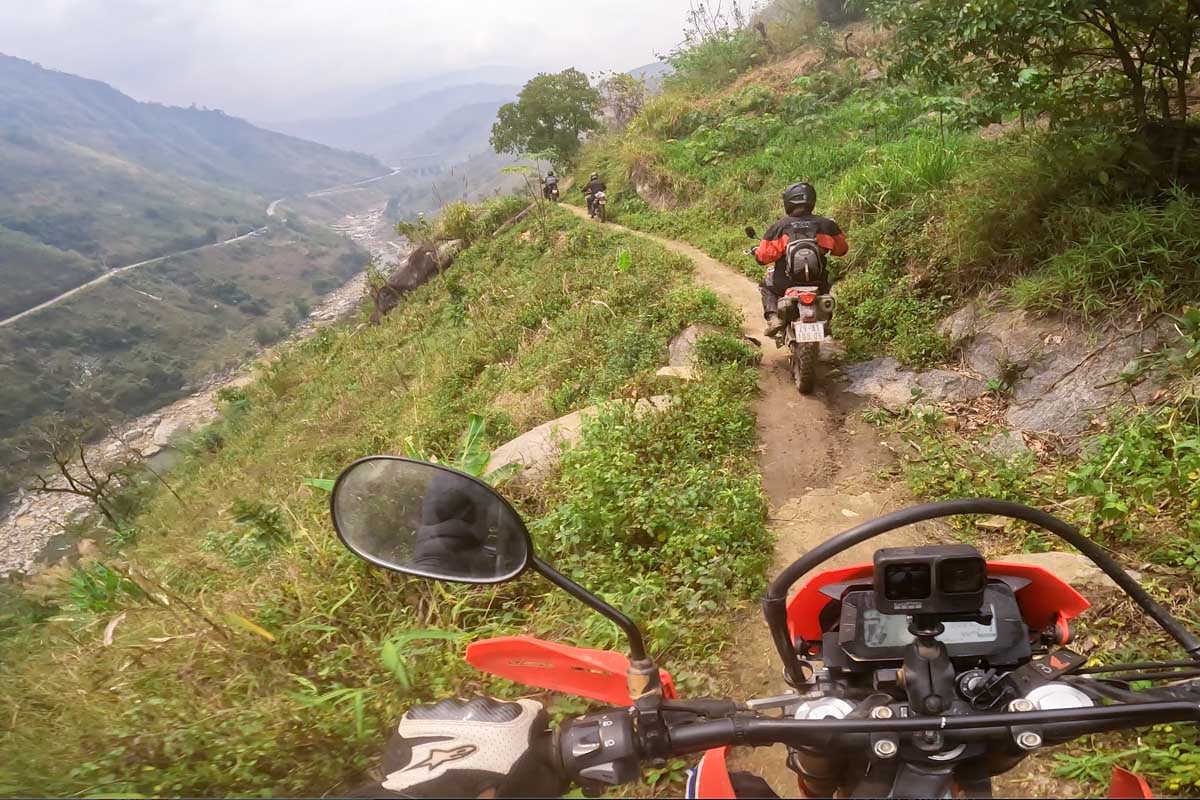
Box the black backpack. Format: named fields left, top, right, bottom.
left=783, top=218, right=827, bottom=285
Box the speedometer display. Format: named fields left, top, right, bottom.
left=861, top=607, right=998, bottom=648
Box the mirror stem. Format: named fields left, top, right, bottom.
left=532, top=557, right=648, bottom=662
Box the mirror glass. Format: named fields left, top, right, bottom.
left=744, top=225, right=758, bottom=239
left=331, top=457, right=531, bottom=584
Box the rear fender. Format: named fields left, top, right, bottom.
left=465, top=635, right=677, bottom=705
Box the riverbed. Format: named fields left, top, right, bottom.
left=0, top=204, right=408, bottom=578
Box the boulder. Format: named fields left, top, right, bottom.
left=152, top=417, right=189, bottom=448
left=983, top=430, right=1029, bottom=460
left=1004, top=317, right=1172, bottom=437
left=844, top=357, right=986, bottom=411
left=993, top=551, right=1141, bottom=595
left=937, top=304, right=979, bottom=352
left=485, top=396, right=675, bottom=484
left=656, top=366, right=698, bottom=382
left=668, top=324, right=725, bottom=368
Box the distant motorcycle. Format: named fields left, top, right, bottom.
left=745, top=225, right=834, bottom=394
left=587, top=190, right=607, bottom=223
left=543, top=180, right=560, bottom=202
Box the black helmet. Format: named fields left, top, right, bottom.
left=590, top=173, right=599, bottom=181
left=547, top=169, right=555, bottom=176
left=783, top=182, right=816, bottom=215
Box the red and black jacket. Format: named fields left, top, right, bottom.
left=754, top=212, right=848, bottom=278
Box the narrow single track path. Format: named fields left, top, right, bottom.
left=564, top=206, right=936, bottom=794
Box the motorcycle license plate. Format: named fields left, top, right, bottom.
left=792, top=322, right=825, bottom=343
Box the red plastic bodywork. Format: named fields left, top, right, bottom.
left=786, top=561, right=1091, bottom=646
left=691, top=748, right=736, bottom=798
left=1108, top=766, right=1154, bottom=798
left=465, top=635, right=677, bottom=704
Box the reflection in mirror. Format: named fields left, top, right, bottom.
left=331, top=457, right=531, bottom=584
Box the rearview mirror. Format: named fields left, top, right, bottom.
left=330, top=456, right=532, bottom=584
left=744, top=226, right=758, bottom=239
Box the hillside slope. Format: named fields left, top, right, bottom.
left=0, top=207, right=769, bottom=797
left=0, top=53, right=388, bottom=319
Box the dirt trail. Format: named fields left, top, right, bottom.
left=564, top=207, right=939, bottom=794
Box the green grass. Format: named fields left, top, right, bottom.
left=0, top=209, right=769, bottom=797
left=571, top=58, right=1200, bottom=367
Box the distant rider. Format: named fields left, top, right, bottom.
left=542, top=170, right=559, bottom=199
left=754, top=182, right=847, bottom=337
left=581, top=173, right=606, bottom=216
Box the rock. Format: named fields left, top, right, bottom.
left=976, top=515, right=1009, bottom=531
left=668, top=324, right=724, bottom=368
left=152, top=417, right=189, bottom=447
left=983, top=430, right=1029, bottom=460
left=656, top=366, right=697, bottom=382
left=937, top=304, right=979, bottom=352
left=993, top=551, right=1141, bottom=595
left=844, top=357, right=986, bottom=411
left=1005, top=319, right=1172, bottom=437
left=485, top=396, right=675, bottom=484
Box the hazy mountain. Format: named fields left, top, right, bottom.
left=270, top=82, right=520, bottom=165
left=629, top=61, right=674, bottom=94
left=0, top=52, right=389, bottom=319
left=275, top=65, right=532, bottom=122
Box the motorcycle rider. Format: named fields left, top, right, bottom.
left=754, top=182, right=847, bottom=338
left=353, top=696, right=778, bottom=798
left=542, top=170, right=559, bottom=200
left=581, top=173, right=606, bottom=217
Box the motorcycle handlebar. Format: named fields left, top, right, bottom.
left=558, top=699, right=1200, bottom=789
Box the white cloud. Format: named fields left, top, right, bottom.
left=0, top=0, right=696, bottom=119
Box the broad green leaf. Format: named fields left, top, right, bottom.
left=301, top=477, right=335, bottom=492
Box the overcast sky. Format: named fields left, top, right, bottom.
left=0, top=0, right=698, bottom=121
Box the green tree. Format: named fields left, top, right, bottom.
left=490, top=68, right=601, bottom=162
left=874, top=0, right=1198, bottom=133
left=597, top=71, right=647, bottom=129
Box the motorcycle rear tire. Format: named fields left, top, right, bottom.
left=792, top=341, right=817, bottom=394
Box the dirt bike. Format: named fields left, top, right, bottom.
left=745, top=226, right=834, bottom=395
left=330, top=456, right=1200, bottom=798
left=587, top=190, right=607, bottom=223
left=544, top=183, right=560, bottom=202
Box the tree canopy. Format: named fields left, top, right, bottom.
left=490, top=68, right=602, bottom=163
left=874, top=0, right=1198, bottom=131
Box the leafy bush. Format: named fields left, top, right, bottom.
left=665, top=27, right=763, bottom=92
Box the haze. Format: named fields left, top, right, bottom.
left=0, top=0, right=697, bottom=122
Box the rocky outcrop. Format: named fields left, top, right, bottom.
left=369, top=240, right=465, bottom=325
left=668, top=324, right=725, bottom=368
left=949, top=307, right=1174, bottom=437
left=485, top=396, right=675, bottom=485
left=630, top=159, right=683, bottom=212
left=845, top=357, right=986, bottom=411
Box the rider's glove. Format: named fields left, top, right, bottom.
left=370, top=697, right=566, bottom=798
